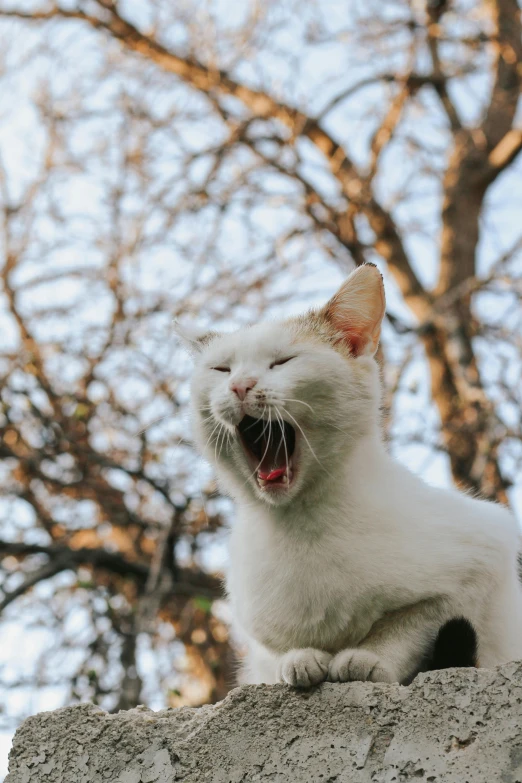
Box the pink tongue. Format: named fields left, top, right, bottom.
left=258, top=467, right=287, bottom=482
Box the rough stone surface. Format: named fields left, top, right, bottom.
left=6, top=663, right=522, bottom=782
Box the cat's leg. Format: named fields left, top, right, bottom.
left=329, top=598, right=450, bottom=684
left=239, top=639, right=279, bottom=684
left=240, top=639, right=331, bottom=686
left=474, top=567, right=522, bottom=667
left=276, top=648, right=332, bottom=687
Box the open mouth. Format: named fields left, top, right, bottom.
left=237, top=414, right=297, bottom=490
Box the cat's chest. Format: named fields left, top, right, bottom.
left=227, top=521, right=379, bottom=653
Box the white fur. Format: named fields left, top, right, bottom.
left=188, top=276, right=522, bottom=687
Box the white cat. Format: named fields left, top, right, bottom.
left=182, top=264, right=522, bottom=687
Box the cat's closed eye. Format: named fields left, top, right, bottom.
left=270, top=357, right=295, bottom=369
left=211, top=366, right=231, bottom=373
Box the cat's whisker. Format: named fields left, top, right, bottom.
left=275, top=397, right=349, bottom=438
left=205, top=421, right=221, bottom=446
left=277, top=397, right=315, bottom=415
left=274, top=406, right=289, bottom=479
left=219, top=431, right=227, bottom=460
left=242, top=416, right=262, bottom=435
left=278, top=404, right=328, bottom=474
left=324, top=420, right=354, bottom=436
left=278, top=397, right=355, bottom=440
left=213, top=422, right=223, bottom=464
left=254, top=410, right=271, bottom=444
left=204, top=420, right=223, bottom=455
left=240, top=408, right=273, bottom=490
left=276, top=398, right=350, bottom=436
left=217, top=422, right=232, bottom=460
left=215, top=424, right=224, bottom=460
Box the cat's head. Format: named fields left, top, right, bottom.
left=181, top=264, right=385, bottom=506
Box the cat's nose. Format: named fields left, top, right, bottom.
left=230, top=378, right=258, bottom=401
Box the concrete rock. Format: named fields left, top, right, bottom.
left=6, top=663, right=522, bottom=782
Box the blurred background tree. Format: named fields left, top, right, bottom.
left=0, top=0, right=521, bottom=749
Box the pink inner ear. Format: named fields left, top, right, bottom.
left=345, top=331, right=365, bottom=357
left=323, top=265, right=385, bottom=356
left=331, top=319, right=365, bottom=356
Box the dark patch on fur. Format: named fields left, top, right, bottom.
left=403, top=617, right=478, bottom=684
left=425, top=617, right=478, bottom=671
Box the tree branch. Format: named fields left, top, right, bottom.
left=426, top=9, right=462, bottom=133
left=0, top=541, right=222, bottom=608
left=0, top=559, right=66, bottom=613
left=488, top=128, right=522, bottom=172
left=0, top=1, right=429, bottom=320
left=482, top=0, right=522, bottom=150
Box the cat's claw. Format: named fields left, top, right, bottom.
left=328, top=649, right=396, bottom=683
left=277, top=648, right=332, bottom=688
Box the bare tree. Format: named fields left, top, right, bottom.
left=0, top=0, right=520, bottom=732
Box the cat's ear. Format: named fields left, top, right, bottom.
left=173, top=321, right=219, bottom=355
left=321, top=264, right=385, bottom=357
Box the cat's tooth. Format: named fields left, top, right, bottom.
left=282, top=474, right=288, bottom=484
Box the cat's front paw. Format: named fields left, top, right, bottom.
left=277, top=648, right=332, bottom=688
left=328, top=648, right=396, bottom=683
